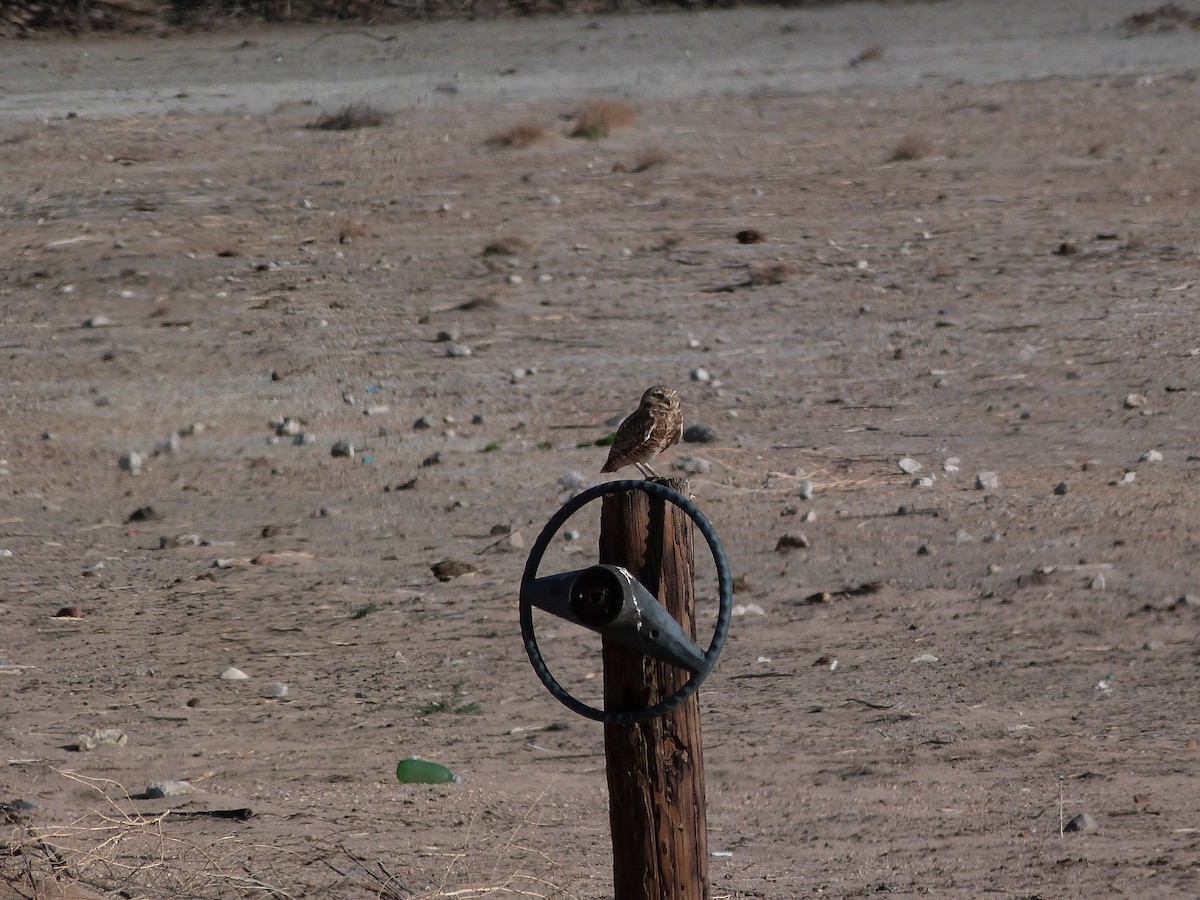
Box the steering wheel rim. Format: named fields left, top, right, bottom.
left=519, top=479, right=733, bottom=725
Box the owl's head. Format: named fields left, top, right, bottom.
left=640, top=385, right=680, bottom=411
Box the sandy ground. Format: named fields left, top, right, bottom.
left=3, top=1, right=1200, bottom=897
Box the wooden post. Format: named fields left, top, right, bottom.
left=599, top=477, right=708, bottom=900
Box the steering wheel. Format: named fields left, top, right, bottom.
left=519, top=479, right=733, bottom=725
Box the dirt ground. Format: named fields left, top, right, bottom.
left=3, top=2, right=1200, bottom=898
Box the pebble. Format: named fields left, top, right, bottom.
left=557, top=471, right=587, bottom=493
left=1063, top=812, right=1098, bottom=834
left=1176, top=594, right=1200, bottom=610
left=445, top=343, right=473, bottom=358
left=732, top=603, right=765, bottom=617
left=119, top=451, right=143, bottom=475
left=943, top=457, right=960, bottom=473
left=1124, top=393, right=1147, bottom=409
left=331, top=441, right=355, bottom=458
left=413, top=415, right=434, bottom=430
left=975, top=471, right=999, bottom=490
left=436, top=328, right=459, bottom=342
left=54, top=605, right=84, bottom=618
left=915, top=476, right=934, bottom=487
left=145, top=780, right=194, bottom=799
left=489, top=523, right=512, bottom=536
left=563, top=529, right=581, bottom=541
left=342, top=391, right=357, bottom=405
left=267, top=681, right=289, bottom=699
left=898, top=457, right=922, bottom=474
left=798, top=479, right=814, bottom=500
left=683, top=423, right=718, bottom=444
left=76, top=728, right=127, bottom=751
left=220, top=667, right=250, bottom=681
left=672, top=455, right=711, bottom=475
left=775, top=532, right=809, bottom=551
left=83, top=315, right=114, bottom=328
left=470, top=414, right=485, bottom=425
left=1140, top=449, right=1163, bottom=463
left=294, top=432, right=316, bottom=446
left=275, top=417, right=302, bottom=437
left=1053, top=481, right=1069, bottom=495
left=911, top=653, right=939, bottom=664
left=159, top=534, right=203, bottom=549
left=432, top=559, right=477, bottom=581
left=690, top=367, right=712, bottom=384
left=153, top=432, right=182, bottom=456
left=1090, top=573, right=1106, bottom=591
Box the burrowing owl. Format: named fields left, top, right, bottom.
left=601, top=385, right=683, bottom=479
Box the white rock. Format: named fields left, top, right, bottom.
left=975, top=471, right=999, bottom=490
left=898, top=457, right=922, bottom=474
left=220, top=667, right=250, bottom=681
left=1140, top=449, right=1163, bottom=463
left=911, top=653, right=939, bottom=664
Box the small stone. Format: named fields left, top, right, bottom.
left=1090, top=573, right=1106, bottom=591
left=975, top=471, right=999, bottom=490
left=1124, top=393, right=1147, bottom=409
left=775, top=532, right=809, bottom=551
left=683, top=423, right=718, bottom=444
left=1063, top=812, right=1098, bottom=834
left=690, top=367, right=712, bottom=384
left=563, top=529, right=581, bottom=541
left=220, top=667, right=250, bottom=681
left=915, top=476, right=934, bottom=487
left=956, top=529, right=974, bottom=544
left=83, top=315, right=114, bottom=328
left=557, top=471, right=587, bottom=493
left=145, top=780, right=194, bottom=799
left=489, top=523, right=512, bottom=536
left=342, top=391, right=357, bottom=405
left=1120, top=471, right=1136, bottom=484
left=436, top=328, right=459, bottom=342
left=1053, top=481, right=1069, bottom=495
left=421, top=452, right=441, bottom=467
left=798, top=479, right=814, bottom=500
left=267, top=681, right=289, bottom=699
left=54, top=605, right=84, bottom=618
left=127, top=506, right=161, bottom=523
left=413, top=415, right=434, bottom=430
left=180, top=422, right=206, bottom=437
left=500, top=530, right=526, bottom=550
left=943, top=457, right=960, bottom=473
left=76, top=728, right=127, bottom=751
left=294, top=432, right=316, bottom=446
left=898, top=457, right=922, bottom=474
left=331, top=441, right=355, bottom=458
left=275, top=417, right=302, bottom=437
left=917, top=544, right=932, bottom=556
left=1176, top=594, right=1200, bottom=610
left=911, top=653, right=939, bottom=664
left=1140, top=449, right=1163, bottom=463
left=732, top=603, right=766, bottom=617
left=672, top=455, right=711, bottom=475
left=119, top=451, right=143, bottom=475
left=470, top=414, right=485, bottom=425
left=153, top=433, right=182, bottom=456
left=432, top=559, right=477, bottom=581
left=445, top=343, right=473, bottom=358
left=159, top=534, right=203, bottom=549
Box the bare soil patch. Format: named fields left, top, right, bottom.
left=3, top=17, right=1200, bottom=900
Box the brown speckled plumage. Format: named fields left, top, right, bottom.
left=601, top=385, right=683, bottom=479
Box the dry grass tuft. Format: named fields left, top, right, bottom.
left=889, top=133, right=934, bottom=162
left=482, top=235, right=533, bottom=256
left=849, top=43, right=886, bottom=66
left=627, top=147, right=671, bottom=173
left=569, top=98, right=637, bottom=139
left=484, top=121, right=548, bottom=149
left=748, top=260, right=800, bottom=285
left=307, top=101, right=390, bottom=131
